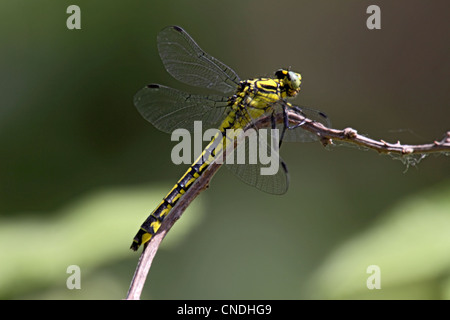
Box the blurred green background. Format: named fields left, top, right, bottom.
left=0, top=0, right=449, bottom=299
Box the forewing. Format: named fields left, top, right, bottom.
left=157, top=26, right=241, bottom=94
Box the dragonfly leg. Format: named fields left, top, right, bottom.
left=278, top=106, right=290, bottom=148
left=288, top=106, right=307, bottom=130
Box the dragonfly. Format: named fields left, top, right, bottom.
left=131, top=25, right=330, bottom=251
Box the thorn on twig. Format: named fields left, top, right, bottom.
left=320, top=137, right=333, bottom=147
left=402, top=147, right=413, bottom=155
left=343, top=127, right=357, bottom=138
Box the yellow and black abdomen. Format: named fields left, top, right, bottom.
left=130, top=161, right=203, bottom=250
left=130, top=114, right=234, bottom=251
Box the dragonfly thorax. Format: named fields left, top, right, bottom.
left=227, top=70, right=303, bottom=128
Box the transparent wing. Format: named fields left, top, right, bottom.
left=223, top=101, right=329, bottom=194
left=157, top=26, right=241, bottom=94
left=276, top=102, right=331, bottom=143
left=134, top=84, right=229, bottom=133
left=224, top=128, right=289, bottom=195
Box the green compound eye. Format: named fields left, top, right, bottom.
left=288, top=71, right=301, bottom=90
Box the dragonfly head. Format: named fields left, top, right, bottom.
left=275, top=69, right=301, bottom=97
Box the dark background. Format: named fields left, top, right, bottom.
left=0, top=0, right=449, bottom=299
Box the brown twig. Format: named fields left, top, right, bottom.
left=126, top=161, right=221, bottom=300
left=284, top=110, right=450, bottom=155
left=126, top=110, right=450, bottom=300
